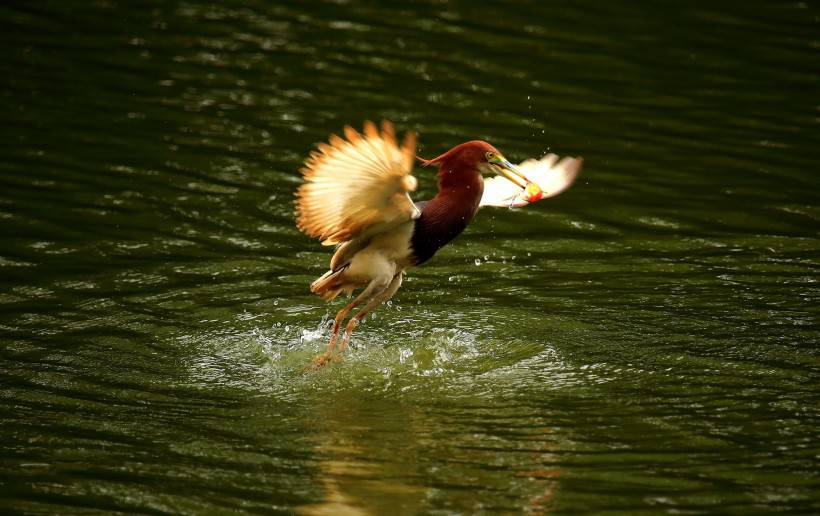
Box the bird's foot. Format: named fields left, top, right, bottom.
left=305, top=351, right=343, bottom=371
left=308, top=351, right=333, bottom=369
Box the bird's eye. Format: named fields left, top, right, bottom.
left=485, top=151, right=495, bottom=161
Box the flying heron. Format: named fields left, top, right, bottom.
left=296, top=121, right=581, bottom=366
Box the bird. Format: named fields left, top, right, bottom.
left=295, top=120, right=581, bottom=366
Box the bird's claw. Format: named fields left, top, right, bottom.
left=305, top=351, right=343, bottom=371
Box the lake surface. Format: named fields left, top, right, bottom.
left=2, top=1, right=819, bottom=513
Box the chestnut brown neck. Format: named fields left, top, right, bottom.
left=410, top=161, right=484, bottom=266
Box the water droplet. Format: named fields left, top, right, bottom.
left=474, top=258, right=481, bottom=266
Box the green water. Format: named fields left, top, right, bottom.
left=2, top=1, right=819, bottom=513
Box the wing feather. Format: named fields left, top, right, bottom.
left=296, top=120, right=418, bottom=245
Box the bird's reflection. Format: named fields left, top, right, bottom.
left=296, top=387, right=563, bottom=514
left=515, top=426, right=562, bottom=514
left=297, top=394, right=425, bottom=515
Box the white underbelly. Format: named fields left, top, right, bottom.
left=346, top=221, right=414, bottom=283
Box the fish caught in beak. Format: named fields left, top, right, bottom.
left=488, top=153, right=543, bottom=203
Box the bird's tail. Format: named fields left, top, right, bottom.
left=310, top=265, right=349, bottom=300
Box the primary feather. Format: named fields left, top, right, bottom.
left=296, top=120, right=419, bottom=246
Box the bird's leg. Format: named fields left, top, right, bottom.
left=339, top=273, right=403, bottom=354
left=313, top=298, right=365, bottom=367
left=327, top=303, right=355, bottom=355
left=310, top=281, right=383, bottom=368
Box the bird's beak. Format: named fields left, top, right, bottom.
left=489, top=155, right=531, bottom=189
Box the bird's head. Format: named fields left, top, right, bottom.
left=419, top=140, right=532, bottom=190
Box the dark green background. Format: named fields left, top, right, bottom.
left=2, top=1, right=818, bottom=513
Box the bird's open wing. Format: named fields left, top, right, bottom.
left=480, top=153, right=583, bottom=208
left=296, top=121, right=419, bottom=246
